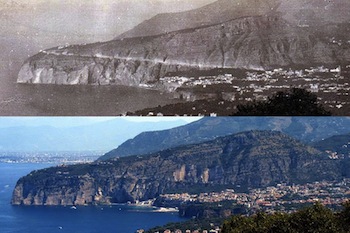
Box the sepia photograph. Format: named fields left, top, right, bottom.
left=1, top=0, right=349, bottom=116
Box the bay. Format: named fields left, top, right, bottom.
left=0, top=35, right=181, bottom=116
left=0, top=163, right=186, bottom=233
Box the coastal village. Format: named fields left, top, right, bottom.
left=157, top=65, right=350, bottom=115
left=0, top=151, right=99, bottom=164
left=140, top=178, right=350, bottom=233
left=159, top=178, right=350, bottom=212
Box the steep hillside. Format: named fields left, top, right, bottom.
left=118, top=0, right=280, bottom=39
left=119, top=0, right=350, bottom=39
left=17, top=0, right=350, bottom=87
left=99, top=117, right=350, bottom=161
left=280, top=0, right=350, bottom=25
left=12, top=131, right=346, bottom=206
left=313, top=133, right=350, bottom=156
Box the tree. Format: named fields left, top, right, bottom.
left=337, top=201, right=350, bottom=232
left=289, top=202, right=340, bottom=233
left=233, top=88, right=331, bottom=116
left=221, top=203, right=344, bottom=233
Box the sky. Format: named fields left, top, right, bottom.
left=2, top=0, right=217, bottom=42
left=0, top=116, right=203, bottom=152
left=0, top=116, right=202, bottom=128
left=0, top=0, right=216, bottom=116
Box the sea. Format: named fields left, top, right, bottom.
left=0, top=30, right=181, bottom=116
left=0, top=163, right=186, bottom=233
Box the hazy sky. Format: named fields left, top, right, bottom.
left=2, top=0, right=217, bottom=42
left=0, top=117, right=202, bottom=128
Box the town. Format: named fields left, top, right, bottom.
left=159, top=179, right=350, bottom=214
left=0, top=151, right=101, bottom=164
left=157, top=65, right=350, bottom=115
left=140, top=178, right=350, bottom=233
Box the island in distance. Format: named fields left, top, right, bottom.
left=17, top=0, right=350, bottom=116
left=12, top=117, right=350, bottom=207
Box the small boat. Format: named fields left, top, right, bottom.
left=70, top=206, right=77, bottom=210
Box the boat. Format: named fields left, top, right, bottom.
left=154, top=207, right=179, bottom=212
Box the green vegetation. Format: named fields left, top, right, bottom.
left=146, top=217, right=225, bottom=233
left=222, top=202, right=350, bottom=233
left=146, top=202, right=350, bottom=233
left=178, top=201, right=247, bottom=218
left=312, top=134, right=350, bottom=155
left=233, top=88, right=332, bottom=116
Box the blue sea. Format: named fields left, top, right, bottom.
left=0, top=163, right=186, bottom=233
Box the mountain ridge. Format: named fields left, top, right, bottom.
left=0, top=118, right=188, bottom=152
left=312, top=133, right=350, bottom=156
left=117, top=0, right=280, bottom=39
left=12, top=130, right=347, bottom=206
left=17, top=0, right=350, bottom=87
left=99, top=117, right=350, bottom=161
left=119, top=0, right=350, bottom=39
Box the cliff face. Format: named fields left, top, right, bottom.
left=17, top=12, right=350, bottom=86
left=17, top=53, right=181, bottom=86
left=99, top=117, right=350, bottom=161
left=12, top=131, right=346, bottom=206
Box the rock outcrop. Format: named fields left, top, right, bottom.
left=17, top=0, right=350, bottom=87
left=12, top=131, right=348, bottom=206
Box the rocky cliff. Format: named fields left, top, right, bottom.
left=17, top=0, right=350, bottom=86
left=12, top=131, right=347, bottom=206
left=99, top=117, right=350, bottom=161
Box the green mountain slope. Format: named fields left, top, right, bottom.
left=99, top=117, right=350, bottom=161
left=12, top=130, right=347, bottom=206
left=313, top=133, right=350, bottom=156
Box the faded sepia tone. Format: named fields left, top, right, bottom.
left=1, top=0, right=350, bottom=115
left=0, top=0, right=215, bottom=115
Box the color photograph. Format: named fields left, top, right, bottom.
left=1, top=116, right=350, bottom=232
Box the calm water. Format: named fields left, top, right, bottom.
left=0, top=36, right=181, bottom=116
left=0, top=163, right=186, bottom=233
